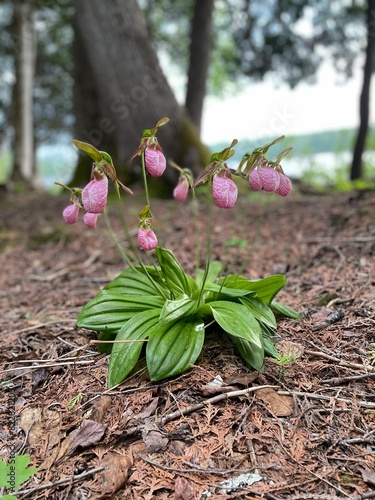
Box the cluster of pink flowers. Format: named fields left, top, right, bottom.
left=249, top=165, right=292, bottom=196
left=61, top=123, right=292, bottom=253
left=63, top=172, right=108, bottom=229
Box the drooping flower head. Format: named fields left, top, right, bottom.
left=62, top=202, right=80, bottom=224
left=137, top=205, right=158, bottom=251
left=144, top=148, right=166, bottom=177
left=276, top=173, right=292, bottom=196
left=131, top=117, right=169, bottom=177
left=173, top=175, right=190, bottom=202
left=137, top=228, right=158, bottom=251
left=83, top=212, right=98, bottom=229
left=81, top=171, right=108, bottom=214
left=212, top=168, right=238, bottom=209
left=258, top=166, right=281, bottom=192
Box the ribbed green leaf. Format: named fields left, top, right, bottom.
left=209, top=301, right=262, bottom=348
left=108, top=309, right=161, bottom=387
left=160, top=295, right=198, bottom=324
left=77, top=292, right=164, bottom=332
left=204, top=282, right=255, bottom=299
left=217, top=275, right=286, bottom=305
left=231, top=336, right=264, bottom=371
left=156, top=247, right=197, bottom=296
left=104, top=266, right=168, bottom=297
left=147, top=317, right=205, bottom=381
left=239, top=295, right=277, bottom=328
left=271, top=300, right=301, bottom=319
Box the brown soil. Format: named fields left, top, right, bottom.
left=1, top=189, right=375, bottom=499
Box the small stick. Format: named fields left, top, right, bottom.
left=311, top=309, right=344, bottom=331
left=14, top=466, right=105, bottom=498
left=305, top=349, right=375, bottom=372
left=277, top=390, right=375, bottom=409
left=321, top=372, right=375, bottom=385
left=159, top=385, right=279, bottom=425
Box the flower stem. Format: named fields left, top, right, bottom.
left=141, top=151, right=150, bottom=208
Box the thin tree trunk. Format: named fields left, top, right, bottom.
left=11, top=0, right=37, bottom=187
left=185, top=0, right=215, bottom=134
left=350, top=0, right=375, bottom=181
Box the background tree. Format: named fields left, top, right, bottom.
left=71, top=0, right=210, bottom=186
left=351, top=0, right=375, bottom=180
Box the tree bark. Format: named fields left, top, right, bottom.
left=350, top=0, right=375, bottom=181
left=11, top=0, right=37, bottom=187
left=71, top=0, right=210, bottom=186
left=185, top=0, right=215, bottom=134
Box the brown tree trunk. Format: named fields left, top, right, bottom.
left=350, top=0, right=375, bottom=181
left=71, top=0, right=210, bottom=187
left=11, top=0, right=37, bottom=187
left=185, top=0, right=215, bottom=134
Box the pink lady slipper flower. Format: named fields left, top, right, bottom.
left=276, top=173, right=292, bottom=196
left=81, top=174, right=108, bottom=214
left=137, top=228, right=158, bottom=251
left=145, top=148, right=166, bottom=177
left=258, top=166, right=280, bottom=192
left=63, top=203, right=80, bottom=224
left=212, top=170, right=238, bottom=209
left=249, top=169, right=263, bottom=191
left=83, top=212, right=98, bottom=229
left=173, top=176, right=190, bottom=202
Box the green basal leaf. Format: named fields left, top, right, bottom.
left=218, top=274, right=286, bottom=305
left=156, top=247, right=197, bottom=297
left=77, top=292, right=164, bottom=332
left=108, top=309, right=161, bottom=387
left=147, top=316, right=205, bottom=381
left=104, top=266, right=168, bottom=297
left=230, top=336, right=264, bottom=371
left=271, top=301, right=302, bottom=319
left=239, top=295, right=277, bottom=328
left=97, top=330, right=118, bottom=353
left=195, top=261, right=222, bottom=288
left=263, top=335, right=281, bottom=360
left=72, top=139, right=103, bottom=163
left=160, top=295, right=198, bottom=324
left=204, top=282, right=255, bottom=300
left=209, top=301, right=262, bottom=348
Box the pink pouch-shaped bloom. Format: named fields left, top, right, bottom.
left=276, top=174, right=292, bottom=196
left=137, top=228, right=158, bottom=251
left=258, top=166, right=281, bottom=192
left=249, top=169, right=263, bottom=191
left=173, top=177, right=189, bottom=202
left=83, top=212, right=98, bottom=229
left=82, top=176, right=108, bottom=214
left=63, top=204, right=80, bottom=224
left=212, top=175, right=238, bottom=209
left=145, top=148, right=166, bottom=177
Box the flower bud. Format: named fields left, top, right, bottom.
left=63, top=204, right=80, bottom=224
left=145, top=148, right=166, bottom=177
left=249, top=169, right=262, bottom=191
left=276, top=173, right=292, bottom=196
left=82, top=176, right=108, bottom=214
left=212, top=174, right=238, bottom=209
left=258, top=166, right=280, bottom=192
left=173, top=177, right=189, bottom=202
left=137, top=228, right=158, bottom=251
left=83, top=212, right=98, bottom=229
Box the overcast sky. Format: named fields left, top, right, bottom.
left=200, top=62, right=374, bottom=145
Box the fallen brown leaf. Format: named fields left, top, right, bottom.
left=256, top=387, right=294, bottom=417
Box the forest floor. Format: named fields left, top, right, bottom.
left=0, top=187, right=375, bottom=500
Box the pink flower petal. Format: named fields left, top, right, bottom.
left=276, top=174, right=292, bottom=196
left=173, top=177, right=189, bottom=202
left=83, top=212, right=98, bottom=229
left=212, top=175, right=238, bottom=209
left=249, top=169, right=262, bottom=191
left=137, top=228, right=158, bottom=251
left=258, top=167, right=281, bottom=192
left=63, top=204, right=80, bottom=224
left=145, top=149, right=166, bottom=177
left=82, top=176, right=108, bottom=214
